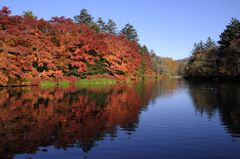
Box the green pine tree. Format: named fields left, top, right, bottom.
left=218, top=18, right=240, bottom=49
left=74, top=9, right=94, bottom=25
left=120, top=23, right=138, bottom=41
left=105, top=19, right=117, bottom=34
left=22, top=10, right=37, bottom=19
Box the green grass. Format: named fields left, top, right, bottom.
left=40, top=81, right=56, bottom=89
left=58, top=80, right=70, bottom=88
left=40, top=80, right=70, bottom=89
left=40, top=78, right=116, bottom=89
left=75, top=78, right=117, bottom=87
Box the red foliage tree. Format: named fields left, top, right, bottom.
left=0, top=7, right=155, bottom=86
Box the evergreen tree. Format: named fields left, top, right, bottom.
left=217, top=18, right=240, bottom=76
left=186, top=18, right=240, bottom=78
left=74, top=9, right=94, bottom=25
left=186, top=38, right=219, bottom=78
left=105, top=19, right=117, bottom=34
left=150, top=49, right=155, bottom=55
left=142, top=45, right=149, bottom=53
left=22, top=11, right=37, bottom=19
left=192, top=40, right=205, bottom=54
left=96, top=17, right=107, bottom=32
left=204, top=37, right=216, bottom=49
left=139, top=45, right=149, bottom=55
left=218, top=18, right=240, bottom=49
left=120, top=23, right=138, bottom=41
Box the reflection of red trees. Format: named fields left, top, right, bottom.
left=0, top=82, right=155, bottom=158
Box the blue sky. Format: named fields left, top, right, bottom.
left=1, top=0, right=240, bottom=59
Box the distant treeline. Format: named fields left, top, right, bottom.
left=185, top=18, right=240, bottom=79
left=150, top=51, right=178, bottom=76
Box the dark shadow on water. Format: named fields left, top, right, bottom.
left=188, top=80, right=240, bottom=137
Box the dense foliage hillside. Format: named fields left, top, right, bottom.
left=0, top=7, right=156, bottom=86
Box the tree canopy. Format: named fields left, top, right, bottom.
left=0, top=6, right=156, bottom=86
left=185, top=18, right=240, bottom=78
left=74, top=9, right=94, bottom=25
left=120, top=23, right=138, bottom=41
left=105, top=19, right=117, bottom=34
left=218, top=18, right=240, bottom=49
left=22, top=10, right=37, bottom=19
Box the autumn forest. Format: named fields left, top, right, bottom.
left=1, top=2, right=240, bottom=159
left=0, top=7, right=179, bottom=86
left=0, top=6, right=240, bottom=86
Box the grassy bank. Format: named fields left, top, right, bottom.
left=2, top=76, right=168, bottom=88
left=40, top=80, right=70, bottom=89
left=75, top=78, right=117, bottom=87
left=40, top=78, right=117, bottom=89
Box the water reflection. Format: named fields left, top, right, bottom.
left=0, top=79, right=240, bottom=158
left=0, top=81, right=177, bottom=158
left=188, top=81, right=240, bottom=137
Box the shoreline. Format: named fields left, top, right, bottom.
left=0, top=75, right=167, bottom=88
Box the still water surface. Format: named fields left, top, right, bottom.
left=0, top=79, right=240, bottom=159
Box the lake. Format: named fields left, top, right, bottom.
left=0, top=79, right=240, bottom=159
